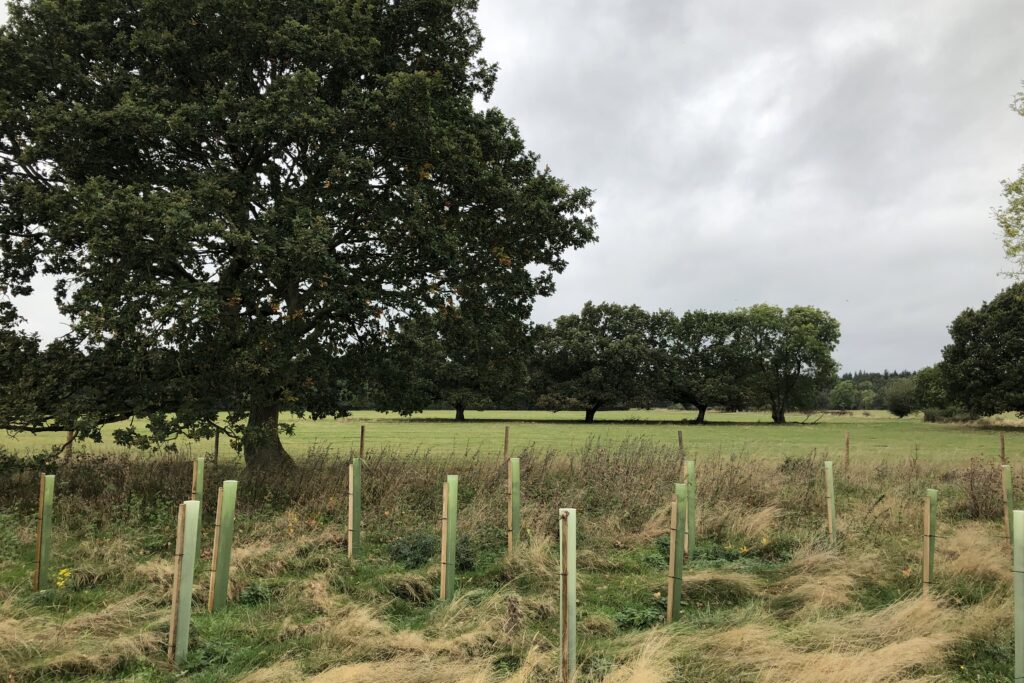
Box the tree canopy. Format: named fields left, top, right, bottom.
left=739, top=304, right=840, bottom=423
left=997, top=87, right=1024, bottom=275
left=532, top=302, right=657, bottom=423
left=942, top=282, right=1024, bottom=416
left=0, top=0, right=595, bottom=465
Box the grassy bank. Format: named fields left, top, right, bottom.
left=0, top=441, right=1018, bottom=681
left=3, top=409, right=1023, bottom=462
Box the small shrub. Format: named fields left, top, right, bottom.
left=613, top=605, right=663, bottom=630
left=386, top=530, right=438, bottom=569
left=239, top=582, right=271, bottom=605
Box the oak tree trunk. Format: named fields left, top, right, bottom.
left=695, top=405, right=708, bottom=424
left=584, top=406, right=598, bottom=423
left=455, top=404, right=466, bottom=421
left=244, top=402, right=293, bottom=469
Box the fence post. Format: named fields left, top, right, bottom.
left=33, top=473, right=55, bottom=591
left=922, top=488, right=937, bottom=596
left=359, top=424, right=365, bottom=459
left=1013, top=509, right=1023, bottom=682
left=684, top=459, right=696, bottom=561
left=507, top=457, right=521, bottom=554
left=504, top=425, right=510, bottom=460
left=168, top=499, right=200, bottom=666
left=348, top=457, right=362, bottom=559
left=1002, top=433, right=1008, bottom=464
left=207, top=480, right=238, bottom=612
left=1005, top=465, right=1016, bottom=549
left=440, top=475, right=459, bottom=600
left=559, top=507, right=577, bottom=683
left=666, top=483, right=686, bottom=623
left=191, top=456, right=204, bottom=558
left=824, top=460, right=836, bottom=544
left=844, top=431, right=850, bottom=470
left=212, top=429, right=220, bottom=465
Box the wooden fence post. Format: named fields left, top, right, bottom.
left=168, top=499, right=200, bottom=666
left=844, top=431, right=850, bottom=471
left=359, top=424, right=366, bottom=459
left=348, top=457, right=362, bottom=559
left=824, top=460, right=836, bottom=544
left=684, top=459, right=696, bottom=561
left=1005, top=465, right=1015, bottom=549
left=507, top=457, right=521, bottom=554
left=559, top=507, right=577, bottom=683
left=440, top=475, right=459, bottom=600
left=207, top=480, right=238, bottom=612
left=1002, top=433, right=1008, bottom=464
left=1013, top=508, right=1023, bottom=681
left=33, top=473, right=55, bottom=591
left=922, top=488, right=937, bottom=596
left=191, top=456, right=204, bottom=558
left=212, top=429, right=220, bottom=465
left=666, top=483, right=686, bottom=623
left=504, top=425, right=510, bottom=460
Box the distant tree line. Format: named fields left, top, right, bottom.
left=826, top=281, right=1024, bottom=422
left=366, top=301, right=842, bottom=423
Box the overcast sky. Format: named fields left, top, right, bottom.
left=474, top=0, right=1024, bottom=372
left=5, top=2, right=1024, bottom=372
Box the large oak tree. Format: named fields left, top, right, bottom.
left=0, top=0, right=595, bottom=466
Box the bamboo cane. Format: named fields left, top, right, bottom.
left=922, top=488, right=937, bottom=596
left=507, top=457, right=521, bottom=554
left=440, top=475, right=459, bottom=600
left=684, top=459, right=696, bottom=561
left=559, top=508, right=577, bottom=683
left=191, top=456, right=204, bottom=558
left=348, top=458, right=362, bottom=559
left=1013, top=508, right=1023, bottom=681
left=1005, top=465, right=1015, bottom=549
left=33, top=473, right=55, bottom=591
left=666, top=483, right=686, bottom=623
left=825, top=460, right=836, bottom=544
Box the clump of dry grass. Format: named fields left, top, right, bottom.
left=602, top=633, right=674, bottom=683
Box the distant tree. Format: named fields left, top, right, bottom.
left=828, top=380, right=859, bottom=411
left=371, top=301, right=530, bottom=420
left=997, top=87, right=1024, bottom=275
left=738, top=305, right=841, bottom=423
left=942, top=283, right=1024, bottom=416
left=0, top=1, right=595, bottom=467
left=649, top=310, right=749, bottom=423
left=883, top=377, right=918, bottom=417
left=915, top=365, right=949, bottom=409
left=533, top=302, right=656, bottom=423
left=859, top=388, right=877, bottom=410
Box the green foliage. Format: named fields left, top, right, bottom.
left=883, top=377, right=919, bottom=418
left=650, top=309, right=751, bottom=421
left=0, top=0, right=595, bottom=467
left=996, top=88, right=1024, bottom=275
left=829, top=380, right=860, bottom=410
left=738, top=304, right=841, bottom=423
left=942, top=282, right=1024, bottom=416
left=915, top=364, right=950, bottom=409
left=371, top=302, right=531, bottom=420
left=238, top=582, right=271, bottom=606
left=386, top=530, right=438, bottom=569
left=533, top=302, right=658, bottom=422
left=613, top=605, right=663, bottom=630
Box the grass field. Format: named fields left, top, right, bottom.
left=4, top=409, right=1023, bottom=462
left=0, top=442, right=1018, bottom=681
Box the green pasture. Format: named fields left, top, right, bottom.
left=3, top=409, right=1022, bottom=462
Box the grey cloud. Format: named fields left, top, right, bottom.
left=476, top=0, right=1024, bottom=371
